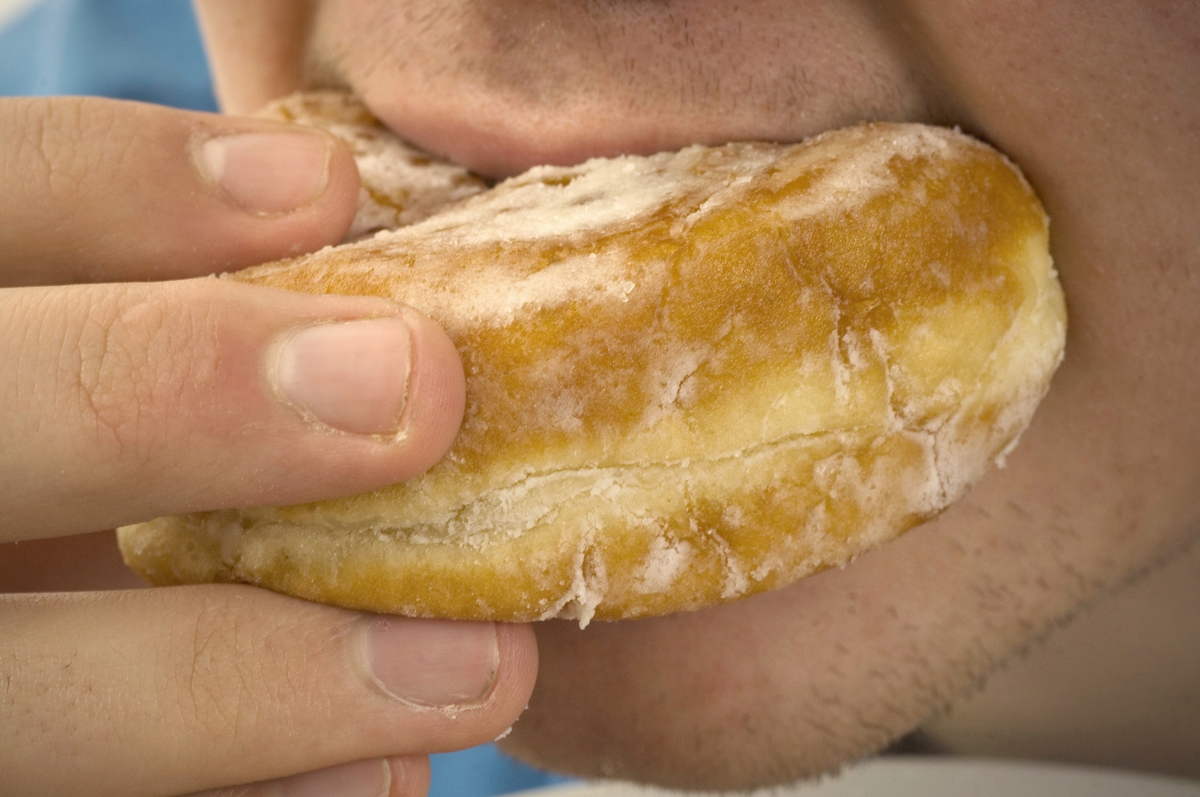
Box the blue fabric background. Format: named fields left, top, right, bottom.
left=0, top=0, right=217, bottom=109
left=0, top=1, right=572, bottom=794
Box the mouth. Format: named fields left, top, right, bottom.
left=302, top=0, right=938, bottom=178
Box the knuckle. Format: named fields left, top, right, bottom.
left=67, top=284, right=221, bottom=457
left=167, top=591, right=274, bottom=748
left=4, top=97, right=92, bottom=202
left=0, top=598, right=88, bottom=764
left=0, top=97, right=149, bottom=239
left=162, top=590, right=338, bottom=753
left=2, top=99, right=53, bottom=197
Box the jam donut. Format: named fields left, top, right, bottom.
left=119, top=115, right=1066, bottom=625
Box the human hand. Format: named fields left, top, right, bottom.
left=0, top=96, right=538, bottom=797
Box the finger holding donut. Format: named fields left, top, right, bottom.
left=0, top=96, right=537, bottom=797
left=0, top=94, right=467, bottom=542
left=1, top=587, right=534, bottom=797
left=0, top=96, right=358, bottom=286
left=0, top=276, right=464, bottom=541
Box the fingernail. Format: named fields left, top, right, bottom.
left=272, top=318, right=412, bottom=435
left=200, top=131, right=332, bottom=214
left=360, top=618, right=499, bottom=709
left=274, top=758, right=391, bottom=797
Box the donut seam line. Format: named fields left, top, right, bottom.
left=307, top=420, right=956, bottom=548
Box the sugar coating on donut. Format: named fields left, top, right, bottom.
left=257, top=91, right=487, bottom=239
left=117, top=116, right=1066, bottom=625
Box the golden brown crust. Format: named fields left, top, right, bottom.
left=118, top=122, right=1065, bottom=624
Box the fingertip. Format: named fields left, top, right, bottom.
left=387, top=755, right=431, bottom=797
left=291, top=126, right=362, bottom=251
left=496, top=622, right=540, bottom=716
left=260, top=299, right=464, bottom=486
left=392, top=305, right=467, bottom=481
left=197, top=121, right=361, bottom=262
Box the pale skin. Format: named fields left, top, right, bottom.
left=1, top=0, right=1198, bottom=795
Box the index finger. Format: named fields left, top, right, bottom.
left=0, top=96, right=359, bottom=287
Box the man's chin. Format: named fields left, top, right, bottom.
left=494, top=575, right=927, bottom=791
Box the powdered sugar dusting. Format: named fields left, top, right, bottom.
left=256, top=91, right=485, bottom=238
left=637, top=534, right=694, bottom=594
left=388, top=145, right=751, bottom=246
left=768, top=125, right=956, bottom=224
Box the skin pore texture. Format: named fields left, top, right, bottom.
left=154, top=0, right=1200, bottom=787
